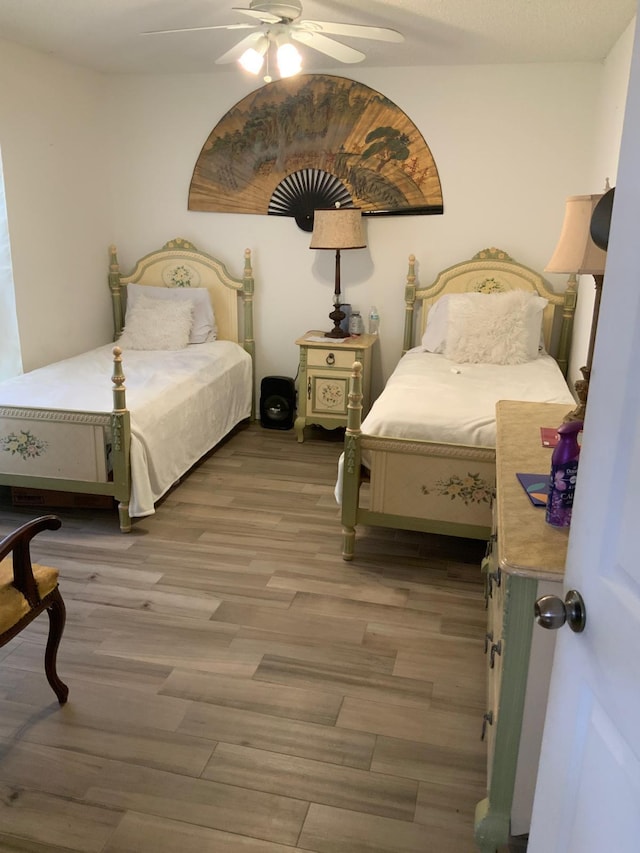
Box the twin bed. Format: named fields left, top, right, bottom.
left=339, top=247, right=576, bottom=559
left=0, top=238, right=255, bottom=532
left=0, top=238, right=575, bottom=552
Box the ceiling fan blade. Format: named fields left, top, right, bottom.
left=291, top=31, right=365, bottom=63
left=299, top=20, right=404, bottom=43
left=232, top=8, right=282, bottom=24
left=215, top=31, right=266, bottom=64
left=142, top=23, right=257, bottom=35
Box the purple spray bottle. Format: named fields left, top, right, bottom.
left=545, top=420, right=583, bottom=528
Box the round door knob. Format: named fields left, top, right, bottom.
left=534, top=589, right=586, bottom=633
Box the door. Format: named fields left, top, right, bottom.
left=528, top=14, right=640, bottom=851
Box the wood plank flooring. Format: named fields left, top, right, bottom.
left=0, top=423, right=490, bottom=852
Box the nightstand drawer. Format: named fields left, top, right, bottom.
left=307, top=348, right=356, bottom=369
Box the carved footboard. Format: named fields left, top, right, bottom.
left=341, top=362, right=494, bottom=560
left=0, top=348, right=132, bottom=532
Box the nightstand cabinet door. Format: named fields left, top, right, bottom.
left=309, top=372, right=349, bottom=416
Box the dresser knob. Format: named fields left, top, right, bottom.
left=326, top=353, right=335, bottom=365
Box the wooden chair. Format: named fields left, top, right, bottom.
left=0, top=515, right=68, bottom=704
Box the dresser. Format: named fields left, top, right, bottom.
left=475, top=400, right=572, bottom=852
left=294, top=331, right=378, bottom=443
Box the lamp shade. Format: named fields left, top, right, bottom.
left=310, top=208, right=366, bottom=250
left=545, top=193, right=608, bottom=275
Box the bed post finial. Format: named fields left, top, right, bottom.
left=111, top=346, right=127, bottom=413
left=346, top=360, right=363, bottom=437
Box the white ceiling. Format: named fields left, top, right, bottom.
left=0, top=0, right=636, bottom=75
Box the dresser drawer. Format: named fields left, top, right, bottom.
left=307, top=347, right=356, bottom=369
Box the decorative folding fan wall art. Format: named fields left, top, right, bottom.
left=189, top=75, right=443, bottom=231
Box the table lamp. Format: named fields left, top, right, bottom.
left=310, top=206, right=366, bottom=338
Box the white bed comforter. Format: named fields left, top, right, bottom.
left=0, top=341, right=252, bottom=517
left=361, top=348, right=575, bottom=447
left=334, top=348, right=574, bottom=503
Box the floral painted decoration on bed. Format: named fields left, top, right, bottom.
left=421, top=472, right=493, bottom=506
left=1, top=429, right=48, bottom=460
left=167, top=264, right=194, bottom=287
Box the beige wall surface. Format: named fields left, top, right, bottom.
left=0, top=26, right=634, bottom=398
left=0, top=40, right=113, bottom=372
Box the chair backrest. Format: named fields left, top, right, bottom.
left=0, top=515, right=68, bottom=703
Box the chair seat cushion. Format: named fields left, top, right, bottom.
left=0, top=559, right=59, bottom=633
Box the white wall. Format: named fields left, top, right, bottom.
left=2, top=39, right=631, bottom=402
left=104, top=61, right=599, bottom=399
left=0, top=40, right=112, bottom=371
left=567, top=18, right=635, bottom=386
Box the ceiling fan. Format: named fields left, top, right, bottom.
left=143, top=1, right=404, bottom=79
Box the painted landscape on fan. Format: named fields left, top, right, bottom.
left=188, top=74, right=443, bottom=224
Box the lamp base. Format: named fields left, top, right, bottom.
left=563, top=273, right=603, bottom=424
left=563, top=366, right=589, bottom=423
left=325, top=303, right=348, bottom=338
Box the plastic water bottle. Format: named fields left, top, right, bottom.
left=368, top=306, right=380, bottom=335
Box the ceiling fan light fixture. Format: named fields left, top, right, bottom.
left=277, top=40, right=302, bottom=77
left=146, top=2, right=406, bottom=78
left=238, top=46, right=265, bottom=73
left=238, top=34, right=269, bottom=73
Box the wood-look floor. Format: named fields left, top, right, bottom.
left=0, top=423, right=491, bottom=853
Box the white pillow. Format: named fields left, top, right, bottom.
left=126, top=283, right=217, bottom=343
left=443, top=291, right=548, bottom=365
left=421, top=295, right=452, bottom=353
left=118, top=294, right=193, bottom=350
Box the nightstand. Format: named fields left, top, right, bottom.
left=294, top=331, right=378, bottom=443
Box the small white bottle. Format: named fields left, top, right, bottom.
left=349, top=310, right=364, bottom=335
left=368, top=306, right=380, bottom=335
